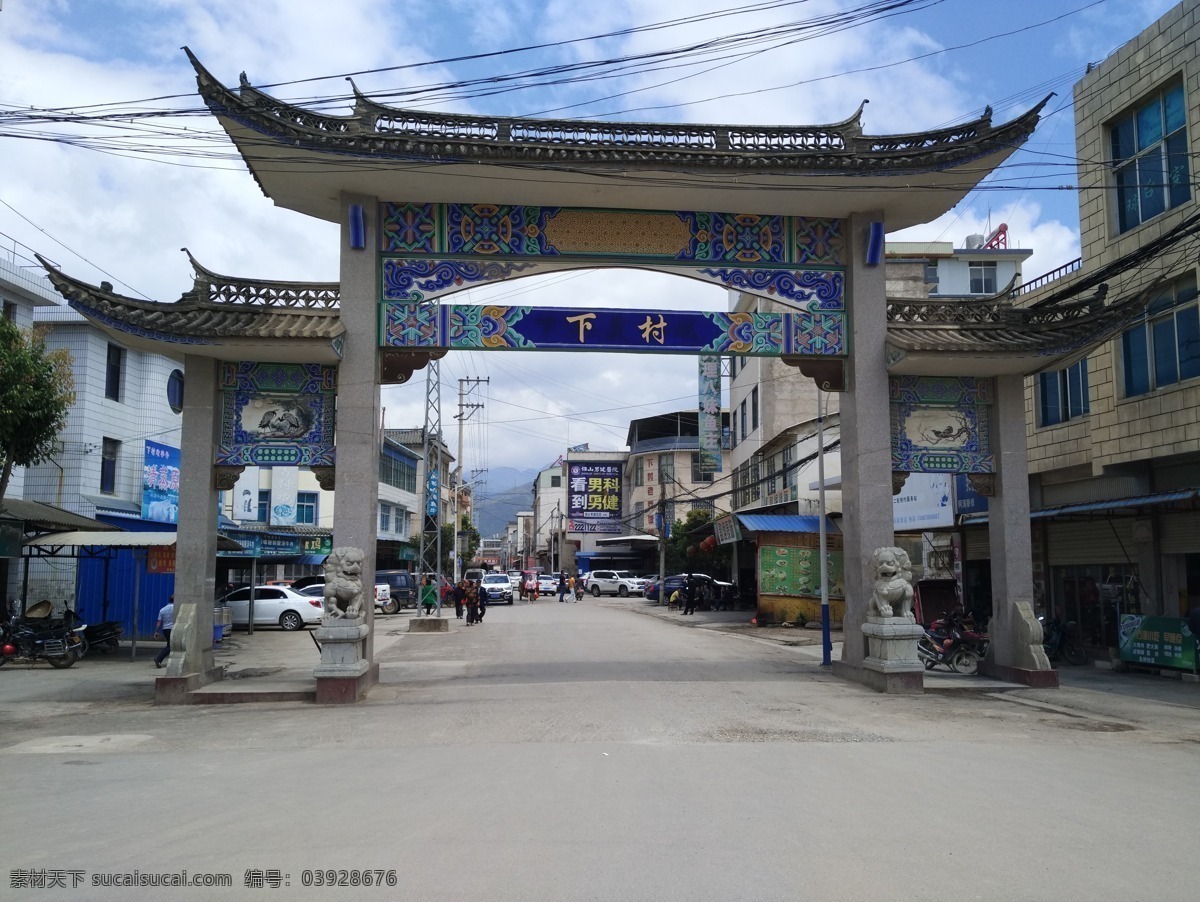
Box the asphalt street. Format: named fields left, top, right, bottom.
left=1, top=596, right=1198, bottom=901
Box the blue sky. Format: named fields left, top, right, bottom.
left=0, top=0, right=1182, bottom=485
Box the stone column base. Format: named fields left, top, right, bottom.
left=858, top=617, right=925, bottom=694
left=154, top=666, right=227, bottom=705
left=409, top=617, right=449, bottom=633
left=980, top=660, right=1059, bottom=688
left=316, top=663, right=379, bottom=704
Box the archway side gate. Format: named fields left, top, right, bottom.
left=45, top=53, right=1059, bottom=702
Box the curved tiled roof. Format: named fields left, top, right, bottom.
left=39, top=254, right=343, bottom=348
left=185, top=48, right=1049, bottom=176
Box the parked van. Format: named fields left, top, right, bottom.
left=374, top=570, right=417, bottom=614
left=463, top=568, right=486, bottom=585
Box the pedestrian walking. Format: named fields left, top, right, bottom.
left=464, top=581, right=480, bottom=625
left=525, top=573, right=538, bottom=603
left=453, top=580, right=466, bottom=619
left=683, top=574, right=698, bottom=616
left=421, top=575, right=438, bottom=617
left=557, top=572, right=568, bottom=603
left=153, top=595, right=175, bottom=668
left=477, top=589, right=487, bottom=622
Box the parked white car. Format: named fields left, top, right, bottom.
left=584, top=570, right=647, bottom=597
left=218, top=585, right=324, bottom=630
left=296, top=583, right=394, bottom=614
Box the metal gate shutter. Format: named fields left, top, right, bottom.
left=1161, top=512, right=1200, bottom=554
left=1046, top=519, right=1135, bottom=565
left=963, top=526, right=990, bottom=560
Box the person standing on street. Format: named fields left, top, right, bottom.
left=683, top=574, right=698, bottom=616
left=153, top=595, right=175, bottom=668
left=421, top=575, right=438, bottom=617
left=464, top=581, right=480, bottom=625
left=558, top=572, right=568, bottom=603
left=453, top=580, right=466, bottom=619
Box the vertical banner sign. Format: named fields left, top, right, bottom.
left=425, top=467, right=440, bottom=532
left=567, top=462, right=622, bottom=533
left=270, top=466, right=298, bottom=527
left=698, top=355, right=722, bottom=473
left=231, top=468, right=260, bottom=522
left=141, top=441, right=181, bottom=524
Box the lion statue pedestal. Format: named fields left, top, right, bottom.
left=313, top=546, right=373, bottom=702
left=861, top=547, right=925, bottom=693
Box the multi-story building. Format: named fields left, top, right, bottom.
left=624, top=411, right=730, bottom=533
left=1009, top=2, right=1200, bottom=646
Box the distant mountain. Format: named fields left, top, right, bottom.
left=474, top=483, right=535, bottom=538
left=484, top=466, right=541, bottom=494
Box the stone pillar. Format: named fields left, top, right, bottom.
left=320, top=192, right=382, bottom=702
left=832, top=212, right=895, bottom=685
left=155, top=354, right=223, bottom=703
left=981, top=374, right=1056, bottom=687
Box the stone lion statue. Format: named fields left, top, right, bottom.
left=322, top=546, right=365, bottom=620
left=867, top=546, right=915, bottom=620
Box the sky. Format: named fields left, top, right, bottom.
left=0, top=0, right=1182, bottom=498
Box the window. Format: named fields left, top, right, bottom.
left=1121, top=272, right=1200, bottom=397
left=550, top=475, right=561, bottom=487
left=379, top=451, right=417, bottom=491
left=105, top=343, right=123, bottom=401
left=751, top=386, right=759, bottom=432
left=633, top=457, right=644, bottom=487
left=397, top=507, right=411, bottom=536
left=296, top=492, right=317, bottom=525
left=257, top=490, right=270, bottom=523
left=99, top=438, right=119, bottom=494
left=2, top=300, right=14, bottom=321
left=634, top=501, right=644, bottom=520
left=166, top=369, right=184, bottom=414
left=690, top=452, right=714, bottom=483
left=739, top=399, right=747, bottom=440
left=1112, top=82, right=1190, bottom=233
left=658, top=453, right=674, bottom=485
left=1038, top=359, right=1091, bottom=426
left=731, top=411, right=738, bottom=448
left=379, top=502, right=391, bottom=532
left=969, top=262, right=997, bottom=295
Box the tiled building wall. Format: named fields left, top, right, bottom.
left=1025, top=2, right=1200, bottom=477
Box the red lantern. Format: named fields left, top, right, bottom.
left=700, top=535, right=717, bottom=553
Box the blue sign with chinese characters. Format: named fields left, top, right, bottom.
left=426, top=468, right=439, bottom=517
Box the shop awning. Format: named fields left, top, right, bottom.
left=735, top=514, right=841, bottom=534
left=593, top=534, right=659, bottom=546
left=297, top=553, right=328, bottom=566
left=959, top=489, right=1199, bottom=525
left=26, top=530, right=245, bottom=552
left=0, top=499, right=118, bottom=534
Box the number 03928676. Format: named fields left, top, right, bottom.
left=301, top=870, right=397, bottom=887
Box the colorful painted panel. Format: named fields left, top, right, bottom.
left=379, top=202, right=844, bottom=267
left=218, top=362, right=337, bottom=468
left=758, top=545, right=844, bottom=598
left=889, top=376, right=993, bottom=473
left=566, top=461, right=622, bottom=534
left=379, top=257, right=843, bottom=307
left=380, top=304, right=845, bottom=356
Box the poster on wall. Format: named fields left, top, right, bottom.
left=141, top=440, right=180, bottom=524
left=1118, top=615, right=1197, bottom=671
left=893, top=473, right=953, bottom=531
left=758, top=545, right=844, bottom=598
left=270, top=466, right=298, bottom=527
left=566, top=461, right=622, bottom=533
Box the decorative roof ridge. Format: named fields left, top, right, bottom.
left=180, top=248, right=340, bottom=310
left=37, top=255, right=342, bottom=318
left=185, top=48, right=1050, bottom=168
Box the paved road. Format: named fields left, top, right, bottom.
left=2, top=597, right=1198, bottom=901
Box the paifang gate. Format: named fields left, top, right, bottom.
left=45, top=49, right=1139, bottom=702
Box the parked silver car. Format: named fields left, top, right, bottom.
left=584, top=569, right=647, bottom=597
left=218, top=585, right=324, bottom=630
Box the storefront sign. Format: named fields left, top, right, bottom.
left=954, top=473, right=988, bottom=515
left=1118, top=615, right=1197, bottom=670
left=147, top=545, right=176, bottom=574
left=301, top=535, right=332, bottom=556
left=697, top=355, right=722, bottom=473
left=893, top=473, right=953, bottom=531
left=566, top=461, right=622, bottom=534
left=758, top=545, right=844, bottom=598
left=713, top=515, right=740, bottom=545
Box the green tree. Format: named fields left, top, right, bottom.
left=0, top=319, right=74, bottom=501
left=664, top=507, right=730, bottom=578
left=410, top=515, right=481, bottom=577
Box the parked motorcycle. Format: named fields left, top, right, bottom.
left=918, top=610, right=985, bottom=674
left=58, top=608, right=123, bottom=656
left=1040, top=616, right=1087, bottom=666
left=0, top=614, right=84, bottom=668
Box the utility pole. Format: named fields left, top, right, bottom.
left=453, top=377, right=488, bottom=581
